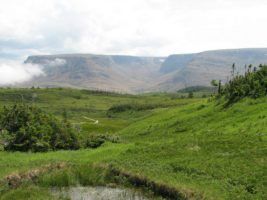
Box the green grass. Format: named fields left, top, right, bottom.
left=113, top=98, right=267, bottom=199
left=0, top=88, right=197, bottom=134
left=0, top=186, right=58, bottom=200
left=0, top=88, right=266, bottom=199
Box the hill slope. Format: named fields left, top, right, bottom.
left=21, top=48, right=267, bottom=92
left=0, top=88, right=266, bottom=199
left=23, top=54, right=164, bottom=93
left=155, top=48, right=267, bottom=91
left=114, top=97, right=267, bottom=199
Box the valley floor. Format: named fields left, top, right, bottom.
left=0, top=88, right=266, bottom=200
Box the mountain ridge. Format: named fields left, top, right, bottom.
left=21, top=48, right=267, bottom=93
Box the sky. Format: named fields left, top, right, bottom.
left=1, top=0, right=267, bottom=84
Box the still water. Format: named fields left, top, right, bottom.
left=52, top=186, right=151, bottom=200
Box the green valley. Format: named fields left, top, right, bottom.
left=0, top=86, right=266, bottom=199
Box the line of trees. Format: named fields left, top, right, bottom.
left=212, top=64, right=267, bottom=104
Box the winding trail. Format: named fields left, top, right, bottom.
left=82, top=116, right=99, bottom=124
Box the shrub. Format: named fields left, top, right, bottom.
left=0, top=104, right=80, bottom=152
left=222, top=64, right=267, bottom=104
left=188, top=92, right=194, bottom=98
left=85, top=134, right=120, bottom=148
left=107, top=103, right=163, bottom=115
left=85, top=135, right=106, bottom=148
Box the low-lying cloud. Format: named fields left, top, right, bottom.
left=0, top=61, right=44, bottom=85
left=44, top=58, right=66, bottom=67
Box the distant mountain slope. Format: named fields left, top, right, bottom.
left=159, top=54, right=194, bottom=74
left=23, top=54, right=164, bottom=92
left=154, top=48, right=267, bottom=91
left=21, top=48, right=267, bottom=93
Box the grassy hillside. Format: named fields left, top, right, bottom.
left=114, top=97, right=266, bottom=199
left=0, top=88, right=196, bottom=141
left=0, top=88, right=266, bottom=199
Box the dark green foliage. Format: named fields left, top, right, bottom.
left=188, top=92, right=194, bottom=98
left=210, top=79, right=222, bottom=94
left=107, top=103, right=161, bottom=114
left=222, top=65, right=267, bottom=103
left=177, top=85, right=214, bottom=98
left=177, top=85, right=214, bottom=93
left=0, top=104, right=79, bottom=152
left=85, top=134, right=120, bottom=148
left=210, top=80, right=219, bottom=87
left=218, top=80, right=222, bottom=94
left=85, top=135, right=106, bottom=148
left=80, top=89, right=131, bottom=97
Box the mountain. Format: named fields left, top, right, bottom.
left=22, top=48, right=267, bottom=93
left=154, top=48, right=267, bottom=91
left=23, top=54, right=164, bottom=93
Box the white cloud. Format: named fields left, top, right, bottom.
left=44, top=58, right=66, bottom=67
left=0, top=61, right=44, bottom=85
left=1, top=0, right=266, bottom=85
left=0, top=0, right=267, bottom=57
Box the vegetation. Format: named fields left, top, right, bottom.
left=107, top=103, right=173, bottom=115
left=187, top=91, right=194, bottom=98
left=0, top=104, right=79, bottom=152
left=0, top=88, right=197, bottom=146
left=177, top=85, right=214, bottom=99
left=85, top=134, right=120, bottom=148
left=177, top=85, right=214, bottom=94
left=222, top=64, right=267, bottom=103
left=0, top=87, right=266, bottom=199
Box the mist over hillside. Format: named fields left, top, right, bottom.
left=20, top=48, right=267, bottom=93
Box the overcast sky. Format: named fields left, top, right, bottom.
left=1, top=0, right=267, bottom=59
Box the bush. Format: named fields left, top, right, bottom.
left=107, top=103, right=162, bottom=115
left=0, top=104, right=80, bottom=152
left=86, top=135, right=106, bottom=148
left=85, top=134, right=120, bottom=148
left=188, top=92, right=194, bottom=98
left=222, top=64, right=267, bottom=104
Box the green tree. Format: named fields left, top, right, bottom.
left=0, top=104, right=80, bottom=152
left=210, top=80, right=218, bottom=87
left=210, top=79, right=219, bottom=94
left=188, top=92, right=194, bottom=98
left=222, top=64, right=267, bottom=104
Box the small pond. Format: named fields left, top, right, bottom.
left=52, top=186, right=153, bottom=200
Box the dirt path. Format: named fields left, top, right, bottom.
left=82, top=116, right=99, bottom=124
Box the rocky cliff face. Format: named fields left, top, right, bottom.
left=21, top=48, right=267, bottom=93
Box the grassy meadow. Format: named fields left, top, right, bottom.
left=0, top=88, right=266, bottom=199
